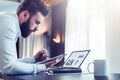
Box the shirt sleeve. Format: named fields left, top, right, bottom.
left=17, top=57, right=36, bottom=63
left=0, top=15, right=46, bottom=75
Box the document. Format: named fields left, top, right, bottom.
left=36, top=54, right=66, bottom=64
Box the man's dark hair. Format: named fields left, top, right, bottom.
left=17, top=0, right=49, bottom=17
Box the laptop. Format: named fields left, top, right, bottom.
left=48, top=50, right=90, bottom=73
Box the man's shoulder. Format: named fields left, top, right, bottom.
left=0, top=12, right=17, bottom=21
left=0, top=12, right=18, bottom=26
left=0, top=12, right=19, bottom=33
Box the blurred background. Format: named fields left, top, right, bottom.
left=1, top=0, right=120, bottom=74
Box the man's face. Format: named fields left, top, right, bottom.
left=20, top=12, right=44, bottom=38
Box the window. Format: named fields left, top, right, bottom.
left=65, top=0, right=105, bottom=72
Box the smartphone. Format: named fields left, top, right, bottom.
left=36, top=54, right=66, bottom=64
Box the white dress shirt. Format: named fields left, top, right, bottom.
left=0, top=12, right=46, bottom=74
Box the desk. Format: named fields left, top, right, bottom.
left=2, top=73, right=111, bottom=80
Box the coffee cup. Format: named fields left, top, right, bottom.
left=87, top=59, right=108, bottom=77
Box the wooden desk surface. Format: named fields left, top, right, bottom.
left=2, top=73, right=119, bottom=80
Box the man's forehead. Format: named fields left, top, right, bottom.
left=36, top=12, right=45, bottom=21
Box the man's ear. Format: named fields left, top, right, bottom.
left=21, top=10, right=30, bottom=22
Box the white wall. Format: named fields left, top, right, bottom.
left=105, top=0, right=120, bottom=73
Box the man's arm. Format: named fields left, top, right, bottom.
left=0, top=16, right=46, bottom=74
left=17, top=57, right=36, bottom=63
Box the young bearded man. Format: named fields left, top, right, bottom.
left=0, top=0, right=61, bottom=75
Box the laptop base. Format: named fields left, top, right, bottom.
left=47, top=67, right=82, bottom=74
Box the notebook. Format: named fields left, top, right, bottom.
left=48, top=50, right=90, bottom=73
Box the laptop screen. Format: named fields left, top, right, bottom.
left=63, top=50, right=90, bottom=68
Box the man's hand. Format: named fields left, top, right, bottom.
left=34, top=49, right=48, bottom=62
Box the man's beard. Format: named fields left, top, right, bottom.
left=20, top=17, right=32, bottom=38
